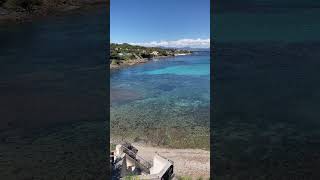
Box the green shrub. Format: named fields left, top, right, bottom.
left=122, top=55, right=131, bottom=61
left=124, top=175, right=140, bottom=180
left=111, top=60, right=119, bottom=65
left=110, top=143, right=116, bottom=151
left=177, top=176, right=193, bottom=180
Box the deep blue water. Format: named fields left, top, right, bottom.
left=110, top=52, right=210, bottom=148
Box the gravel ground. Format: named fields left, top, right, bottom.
left=132, top=143, right=210, bottom=179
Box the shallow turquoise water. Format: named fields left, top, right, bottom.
left=144, top=64, right=210, bottom=76
left=110, top=52, right=210, bottom=107
left=110, top=52, right=210, bottom=146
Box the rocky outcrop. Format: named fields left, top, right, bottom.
left=109, top=43, right=192, bottom=69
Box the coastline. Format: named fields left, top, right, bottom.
left=110, top=53, right=191, bottom=70
left=110, top=52, right=210, bottom=178
left=110, top=51, right=210, bottom=151
left=0, top=0, right=106, bottom=24
left=110, top=58, right=149, bottom=69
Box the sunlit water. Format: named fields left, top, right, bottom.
left=110, top=52, right=210, bottom=148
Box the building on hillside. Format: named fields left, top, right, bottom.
left=150, top=51, right=159, bottom=56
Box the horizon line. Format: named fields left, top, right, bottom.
left=111, top=38, right=210, bottom=48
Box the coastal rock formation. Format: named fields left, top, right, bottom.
left=110, top=43, right=192, bottom=69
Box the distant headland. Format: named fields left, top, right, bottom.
left=110, top=43, right=192, bottom=69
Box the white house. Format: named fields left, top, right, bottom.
left=150, top=51, right=159, bottom=56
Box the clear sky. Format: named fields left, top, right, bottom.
left=110, top=0, right=210, bottom=48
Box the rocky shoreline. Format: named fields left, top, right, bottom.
left=110, top=54, right=191, bottom=70
left=0, top=0, right=106, bottom=23
left=110, top=43, right=192, bottom=70
left=110, top=58, right=149, bottom=69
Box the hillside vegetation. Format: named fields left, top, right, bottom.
left=110, top=43, right=191, bottom=65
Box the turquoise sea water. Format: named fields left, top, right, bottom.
left=144, top=64, right=210, bottom=76
left=110, top=52, right=210, bottom=148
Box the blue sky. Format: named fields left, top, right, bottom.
left=111, top=0, right=210, bottom=48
